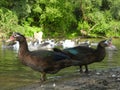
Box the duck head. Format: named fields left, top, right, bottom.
left=99, top=39, right=112, bottom=47
left=10, top=32, right=25, bottom=43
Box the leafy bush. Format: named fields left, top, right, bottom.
left=106, top=20, right=120, bottom=37
left=110, top=0, right=120, bottom=20
left=1, top=0, right=120, bottom=38
left=0, top=8, right=24, bottom=37
left=23, top=25, right=43, bottom=37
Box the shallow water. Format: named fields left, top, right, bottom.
left=0, top=38, right=120, bottom=90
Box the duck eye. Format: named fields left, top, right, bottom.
left=14, top=34, right=20, bottom=37
left=14, top=34, right=17, bottom=37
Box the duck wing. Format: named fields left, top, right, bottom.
left=65, top=46, right=95, bottom=57
left=54, top=46, right=95, bottom=59
left=29, top=50, right=70, bottom=61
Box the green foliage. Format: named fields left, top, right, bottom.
left=0, top=8, right=23, bottom=36
left=39, top=0, right=76, bottom=37
left=110, top=0, right=120, bottom=20
left=77, top=21, right=90, bottom=35
left=106, top=21, right=120, bottom=37
left=23, top=25, right=43, bottom=37
left=11, top=0, right=31, bottom=22
left=0, top=0, right=120, bottom=38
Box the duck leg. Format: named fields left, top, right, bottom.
left=79, top=65, right=83, bottom=73
left=79, top=65, right=89, bottom=73
left=84, top=65, right=89, bottom=73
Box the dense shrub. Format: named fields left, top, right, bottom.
left=0, top=0, right=120, bottom=38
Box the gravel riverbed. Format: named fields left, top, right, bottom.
left=17, top=67, right=120, bottom=90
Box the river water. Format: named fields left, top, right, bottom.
left=0, top=38, right=120, bottom=90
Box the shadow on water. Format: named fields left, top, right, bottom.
left=0, top=48, right=40, bottom=90
left=0, top=38, right=120, bottom=90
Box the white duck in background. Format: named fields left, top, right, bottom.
left=62, top=39, right=76, bottom=49
left=37, top=39, right=56, bottom=50
left=78, top=40, right=90, bottom=47
left=28, top=39, right=56, bottom=51
left=12, top=41, right=19, bottom=51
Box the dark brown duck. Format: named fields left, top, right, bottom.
left=10, top=32, right=81, bottom=82
left=53, top=39, right=112, bottom=73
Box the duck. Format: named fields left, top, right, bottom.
left=28, top=39, right=56, bottom=51
left=9, top=32, right=81, bottom=82
left=62, top=39, right=76, bottom=49
left=78, top=40, right=90, bottom=47
left=38, top=39, right=56, bottom=50
left=53, top=39, right=112, bottom=73
left=12, top=41, right=19, bottom=51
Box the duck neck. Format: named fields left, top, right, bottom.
left=19, top=39, right=29, bottom=56
left=95, top=44, right=106, bottom=61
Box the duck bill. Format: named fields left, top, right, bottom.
left=106, top=39, right=112, bottom=46
left=6, top=36, right=15, bottom=42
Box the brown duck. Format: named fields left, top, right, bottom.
left=53, top=39, right=112, bottom=73
left=9, top=32, right=81, bottom=82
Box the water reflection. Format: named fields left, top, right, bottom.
left=0, top=38, right=120, bottom=90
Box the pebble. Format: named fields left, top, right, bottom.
left=111, top=74, right=116, bottom=77
left=116, top=78, right=120, bottom=81
left=53, top=83, right=56, bottom=87
left=96, top=72, right=100, bottom=75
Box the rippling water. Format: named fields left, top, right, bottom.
left=0, top=38, right=120, bottom=90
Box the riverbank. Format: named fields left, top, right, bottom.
left=17, top=67, right=120, bottom=90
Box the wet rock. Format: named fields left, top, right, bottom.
left=17, top=67, right=120, bottom=90
left=97, top=79, right=109, bottom=86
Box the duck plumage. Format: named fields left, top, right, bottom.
left=10, top=32, right=81, bottom=82
left=53, top=39, right=112, bottom=73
